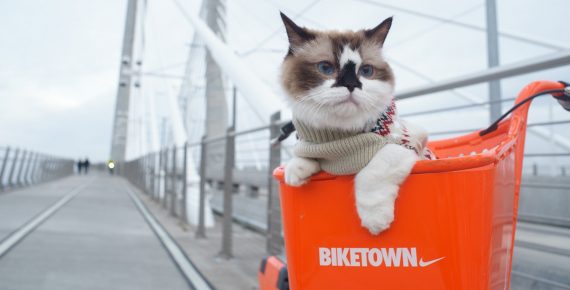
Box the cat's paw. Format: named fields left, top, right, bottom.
left=284, top=157, right=320, bottom=187
left=358, top=200, right=395, bottom=235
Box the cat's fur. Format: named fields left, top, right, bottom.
left=280, top=13, right=427, bottom=235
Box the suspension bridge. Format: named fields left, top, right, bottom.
left=1, top=0, right=570, bottom=289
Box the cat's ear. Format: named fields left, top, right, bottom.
left=280, top=12, right=315, bottom=50
left=364, top=17, right=393, bottom=46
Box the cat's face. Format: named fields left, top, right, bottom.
left=280, top=13, right=395, bottom=131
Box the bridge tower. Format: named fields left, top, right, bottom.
left=110, top=0, right=138, bottom=162
left=204, top=0, right=228, bottom=143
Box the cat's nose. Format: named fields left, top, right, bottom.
left=334, top=61, right=362, bottom=92
left=338, top=76, right=361, bottom=92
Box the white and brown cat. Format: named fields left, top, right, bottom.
left=279, top=13, right=433, bottom=235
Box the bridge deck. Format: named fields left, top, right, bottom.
left=0, top=175, right=195, bottom=290
left=1, top=174, right=569, bottom=289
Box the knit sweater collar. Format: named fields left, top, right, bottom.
left=293, top=101, right=397, bottom=144
left=292, top=119, right=365, bottom=143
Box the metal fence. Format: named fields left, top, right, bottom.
left=121, top=111, right=288, bottom=258
left=0, top=146, right=74, bottom=192
left=123, top=146, right=187, bottom=220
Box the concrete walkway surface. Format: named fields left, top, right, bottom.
left=0, top=175, right=194, bottom=290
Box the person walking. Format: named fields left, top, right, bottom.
left=107, top=160, right=115, bottom=175
left=77, top=159, right=84, bottom=174
left=84, top=158, right=90, bottom=174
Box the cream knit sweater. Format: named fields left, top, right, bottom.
left=292, top=102, right=432, bottom=175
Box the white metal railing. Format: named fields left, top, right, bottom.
left=0, top=146, right=74, bottom=191
left=395, top=50, right=570, bottom=99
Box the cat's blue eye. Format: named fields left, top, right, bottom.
left=316, top=61, right=335, bottom=75
left=359, top=65, right=375, bottom=78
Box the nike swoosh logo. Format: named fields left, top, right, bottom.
left=419, top=257, right=445, bottom=267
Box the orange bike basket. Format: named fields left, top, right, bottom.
left=273, top=81, right=566, bottom=290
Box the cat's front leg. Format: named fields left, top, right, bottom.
left=355, top=144, right=418, bottom=235
left=284, top=157, right=320, bottom=187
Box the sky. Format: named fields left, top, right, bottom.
left=0, top=0, right=126, bottom=160
left=1, top=0, right=569, bottom=169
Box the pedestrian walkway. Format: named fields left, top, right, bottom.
left=0, top=174, right=205, bottom=290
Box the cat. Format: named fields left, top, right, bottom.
left=279, top=12, right=433, bottom=235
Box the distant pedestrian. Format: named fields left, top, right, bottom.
left=107, top=160, right=115, bottom=175
left=84, top=158, right=90, bottom=174
left=77, top=159, right=84, bottom=174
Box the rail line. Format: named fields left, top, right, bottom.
left=125, top=183, right=215, bottom=290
